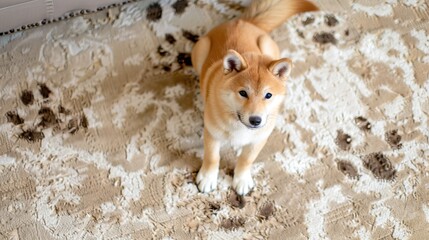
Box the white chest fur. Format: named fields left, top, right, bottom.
left=229, top=126, right=260, bottom=147
left=207, top=121, right=273, bottom=148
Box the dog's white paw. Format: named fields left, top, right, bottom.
left=196, top=169, right=218, bottom=193
left=233, top=172, right=254, bottom=195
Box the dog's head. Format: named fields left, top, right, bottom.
left=220, top=49, right=291, bottom=129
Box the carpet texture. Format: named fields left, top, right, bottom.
left=1, top=0, right=429, bottom=239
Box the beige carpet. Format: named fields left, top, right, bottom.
left=1, top=0, right=429, bottom=239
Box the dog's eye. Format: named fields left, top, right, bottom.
left=239, top=90, right=248, bottom=98
left=265, top=93, right=272, bottom=99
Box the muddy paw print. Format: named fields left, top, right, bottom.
left=336, top=160, right=359, bottom=179
left=38, top=83, right=52, bottom=99
left=385, top=129, right=402, bottom=149
left=206, top=201, right=220, bottom=213
left=5, top=108, right=45, bottom=143
left=324, top=14, right=339, bottom=27
left=5, top=83, right=88, bottom=143
left=362, top=152, right=396, bottom=181
left=172, top=0, right=189, bottom=15
left=220, top=217, right=245, bottom=230
left=355, top=116, right=372, bottom=132
left=313, top=32, right=337, bottom=45
left=312, top=14, right=340, bottom=45
left=146, top=1, right=198, bottom=73
left=228, top=191, right=246, bottom=209
left=294, top=12, right=353, bottom=47
left=37, top=107, right=59, bottom=128
left=19, top=129, right=44, bottom=142
left=20, top=90, right=34, bottom=105
left=258, top=201, right=275, bottom=220
left=335, top=130, right=352, bottom=151
left=351, top=116, right=398, bottom=180
left=6, top=111, right=24, bottom=125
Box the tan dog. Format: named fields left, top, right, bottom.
left=191, top=0, right=318, bottom=195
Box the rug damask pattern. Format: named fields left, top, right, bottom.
left=1, top=0, right=429, bottom=239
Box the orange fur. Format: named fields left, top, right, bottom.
left=191, top=0, right=318, bottom=195
left=242, top=0, right=319, bottom=32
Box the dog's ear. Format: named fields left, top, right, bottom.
left=223, top=50, right=247, bottom=74
left=269, top=58, right=292, bottom=80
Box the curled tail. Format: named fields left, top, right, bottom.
left=241, top=0, right=318, bottom=33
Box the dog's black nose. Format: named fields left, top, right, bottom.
left=249, top=116, right=262, bottom=126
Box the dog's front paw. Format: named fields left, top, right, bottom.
left=233, top=172, right=254, bottom=195
left=196, top=168, right=218, bottom=193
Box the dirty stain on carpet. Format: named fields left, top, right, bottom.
left=1, top=0, right=429, bottom=239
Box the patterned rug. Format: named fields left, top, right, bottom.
left=1, top=0, right=429, bottom=239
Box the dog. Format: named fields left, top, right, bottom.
left=191, top=0, right=318, bottom=195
